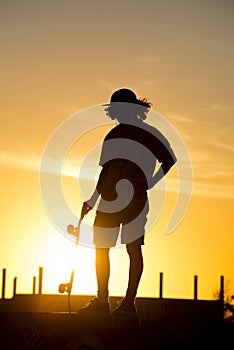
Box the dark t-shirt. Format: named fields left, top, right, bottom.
left=97, top=121, right=176, bottom=198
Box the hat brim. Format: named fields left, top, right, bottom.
left=102, top=101, right=140, bottom=107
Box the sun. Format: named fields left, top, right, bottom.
left=43, top=230, right=96, bottom=295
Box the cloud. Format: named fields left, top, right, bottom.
left=202, top=104, right=233, bottom=112
left=205, top=139, right=234, bottom=154
left=0, top=151, right=233, bottom=200
left=167, top=113, right=199, bottom=124
left=0, top=151, right=40, bottom=172
left=0, top=151, right=97, bottom=180
left=192, top=180, right=234, bottom=200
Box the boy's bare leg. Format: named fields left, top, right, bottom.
left=96, top=247, right=110, bottom=300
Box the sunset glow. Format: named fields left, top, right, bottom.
left=1, top=1, right=233, bottom=301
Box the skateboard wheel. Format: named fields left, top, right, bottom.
left=67, top=225, right=74, bottom=234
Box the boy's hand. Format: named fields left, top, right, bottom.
left=80, top=202, right=93, bottom=220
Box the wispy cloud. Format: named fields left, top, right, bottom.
left=167, top=113, right=199, bottom=124
left=195, top=104, right=234, bottom=113
left=192, top=180, right=234, bottom=200
left=0, top=151, right=233, bottom=200
left=0, top=151, right=97, bottom=179
left=205, top=139, right=234, bottom=154
left=0, top=151, right=40, bottom=172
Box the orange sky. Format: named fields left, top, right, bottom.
left=0, top=0, right=233, bottom=300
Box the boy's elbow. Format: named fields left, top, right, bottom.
left=172, top=155, right=177, bottom=165
left=162, top=156, right=177, bottom=174
left=168, top=154, right=177, bottom=167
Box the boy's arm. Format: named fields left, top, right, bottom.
left=80, top=164, right=109, bottom=216
left=149, top=153, right=177, bottom=189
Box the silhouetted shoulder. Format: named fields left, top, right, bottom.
left=103, top=121, right=176, bottom=164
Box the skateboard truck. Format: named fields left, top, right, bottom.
left=58, top=283, right=72, bottom=294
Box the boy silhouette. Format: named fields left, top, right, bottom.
left=78, top=88, right=177, bottom=314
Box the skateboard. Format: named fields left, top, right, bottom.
left=58, top=220, right=81, bottom=309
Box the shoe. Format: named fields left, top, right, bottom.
left=112, top=298, right=136, bottom=315
left=78, top=297, right=110, bottom=314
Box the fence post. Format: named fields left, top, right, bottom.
left=32, top=276, right=36, bottom=295
left=38, top=267, right=43, bottom=295
left=194, top=275, right=198, bottom=300
left=159, top=272, right=163, bottom=299
left=13, top=277, right=17, bottom=297
left=220, top=275, right=224, bottom=319
left=220, top=275, right=224, bottom=303
left=1, top=268, right=6, bottom=299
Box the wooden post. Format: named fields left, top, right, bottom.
left=38, top=267, right=43, bottom=295
left=194, top=275, right=198, bottom=300
left=32, top=276, right=36, bottom=295
left=220, top=275, right=224, bottom=304
left=1, top=268, right=6, bottom=299
left=220, top=275, right=225, bottom=321
left=13, top=277, right=17, bottom=296
left=159, top=272, right=163, bottom=299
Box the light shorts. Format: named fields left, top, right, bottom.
left=93, top=190, right=149, bottom=248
